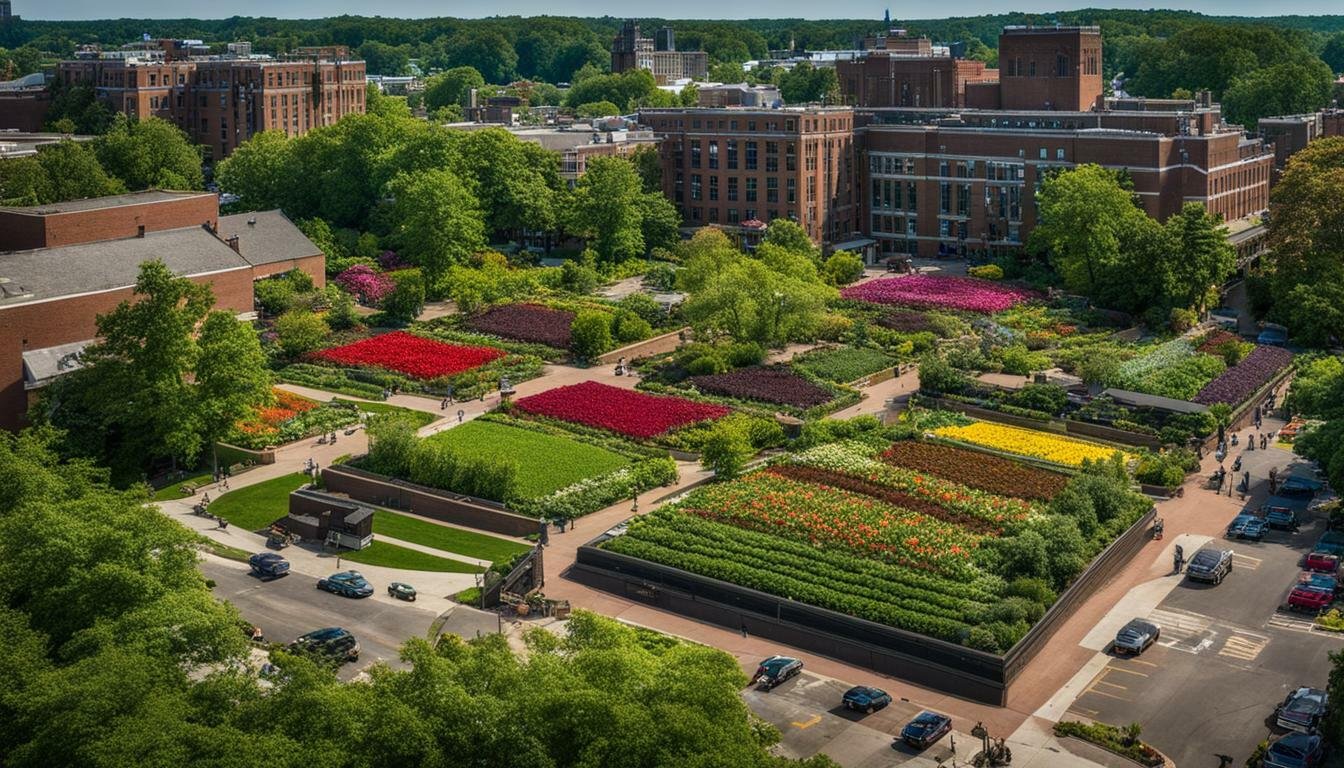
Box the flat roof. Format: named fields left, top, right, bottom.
left=0, top=190, right=212, bottom=217
left=218, top=210, right=323, bottom=266
left=1100, top=388, right=1208, bottom=415
left=0, top=225, right=249, bottom=307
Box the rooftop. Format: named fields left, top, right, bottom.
left=0, top=190, right=212, bottom=217
left=0, top=225, right=248, bottom=307
left=218, top=210, right=323, bottom=266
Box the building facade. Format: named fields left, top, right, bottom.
left=639, top=107, right=859, bottom=244
left=611, top=21, right=708, bottom=84
left=55, top=40, right=366, bottom=160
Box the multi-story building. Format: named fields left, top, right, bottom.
left=611, top=21, right=708, bottom=84
left=456, top=122, right=660, bottom=186
left=0, top=190, right=325, bottom=430
left=54, top=39, right=366, bottom=160
left=638, top=107, right=859, bottom=244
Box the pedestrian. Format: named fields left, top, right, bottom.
left=1261, top=434, right=1268, bottom=450
left=222, top=477, right=229, bottom=491
left=441, top=398, right=448, bottom=410
left=741, top=621, right=748, bottom=638
left=1174, top=544, right=1185, bottom=574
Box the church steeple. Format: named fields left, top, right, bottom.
left=884, top=8, right=890, bottom=26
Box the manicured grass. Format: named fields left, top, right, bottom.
left=372, top=509, right=530, bottom=563
left=792, top=346, right=897, bottom=384
left=342, top=540, right=484, bottom=573
left=151, top=471, right=214, bottom=501
left=426, top=420, right=629, bottom=499
left=335, top=398, right=438, bottom=428
left=208, top=473, right=311, bottom=531
left=197, top=536, right=252, bottom=562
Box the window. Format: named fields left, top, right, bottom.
left=907, top=182, right=917, bottom=211
left=1028, top=60, right=1036, bottom=77
left=727, top=140, right=738, bottom=169
left=956, top=184, right=970, bottom=216
left=766, top=177, right=778, bottom=203
left=674, top=172, right=684, bottom=202
left=939, top=161, right=950, bottom=177
left=709, top=176, right=719, bottom=201
left=728, top=177, right=738, bottom=202
left=787, top=178, right=797, bottom=204
left=1039, top=148, right=1047, bottom=160
left=709, top=207, right=719, bottom=223
left=690, top=140, right=701, bottom=168
left=748, top=120, right=756, bottom=131
left=745, top=141, right=758, bottom=170
left=728, top=208, right=738, bottom=223
left=786, top=143, right=797, bottom=172
left=939, top=183, right=951, bottom=214
left=766, top=143, right=778, bottom=173
left=1056, top=148, right=1065, bottom=160
left=746, top=178, right=757, bottom=202
left=691, top=174, right=702, bottom=201
left=1057, top=55, right=1069, bottom=77
left=708, top=142, right=719, bottom=169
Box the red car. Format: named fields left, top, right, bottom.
left=1288, top=585, right=1334, bottom=612
left=1305, top=552, right=1340, bottom=574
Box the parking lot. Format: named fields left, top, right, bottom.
left=1067, top=448, right=1342, bottom=767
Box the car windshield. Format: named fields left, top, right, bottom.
left=914, top=713, right=943, bottom=724
left=1191, top=551, right=1219, bottom=566
left=1287, top=696, right=1322, bottom=713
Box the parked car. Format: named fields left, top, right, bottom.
left=752, top=656, right=803, bottom=690
left=248, top=552, right=290, bottom=581
left=387, top=582, right=417, bottom=602
left=1277, top=687, right=1329, bottom=733
left=1263, top=505, right=1299, bottom=531
left=899, top=711, right=953, bottom=749
left=1306, top=552, right=1341, bottom=574
left=842, top=685, right=892, bottom=713
left=1288, top=584, right=1335, bottom=613
left=1258, top=323, right=1289, bottom=347
left=1263, top=732, right=1325, bottom=768
left=1185, top=547, right=1234, bottom=584
left=1210, top=307, right=1240, bottom=330
left=317, top=570, right=373, bottom=598
left=1281, top=477, right=1324, bottom=498
left=290, top=627, right=360, bottom=663
left=1227, top=514, right=1267, bottom=542
left=1315, top=532, right=1344, bottom=558
left=1300, top=571, right=1340, bottom=594
left=1113, top=618, right=1161, bottom=655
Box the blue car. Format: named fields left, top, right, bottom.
left=1258, top=324, right=1288, bottom=347
left=317, top=570, right=373, bottom=598
left=752, top=655, right=803, bottom=690
left=900, top=711, right=953, bottom=749
left=1263, top=504, right=1299, bottom=530
left=1316, top=531, right=1344, bottom=557
left=248, top=552, right=290, bottom=580
left=842, top=685, right=891, bottom=713
left=1226, top=514, right=1266, bottom=541
left=1263, top=732, right=1325, bottom=768
left=1281, top=477, right=1324, bottom=498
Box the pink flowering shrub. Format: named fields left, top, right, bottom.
left=841, top=275, right=1037, bottom=313
left=336, top=264, right=395, bottom=305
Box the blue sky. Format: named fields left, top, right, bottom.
left=26, top=0, right=1344, bottom=20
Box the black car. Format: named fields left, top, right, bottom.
left=1113, top=618, right=1160, bottom=655
left=1277, top=687, right=1329, bottom=733
left=842, top=685, right=892, bottom=713
left=1263, top=504, right=1300, bottom=531
left=1264, top=732, right=1326, bottom=768
left=289, top=627, right=360, bottom=663
left=899, top=711, right=953, bottom=749
left=752, top=655, right=803, bottom=690
left=248, top=552, right=290, bottom=581
left=1185, top=547, right=1234, bottom=585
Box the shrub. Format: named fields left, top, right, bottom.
left=917, top=353, right=970, bottom=395
left=611, top=309, right=653, bottom=344
left=686, top=354, right=727, bottom=376
left=274, top=309, right=329, bottom=357
left=381, top=269, right=426, bottom=324
left=1012, top=383, right=1067, bottom=415
left=700, top=419, right=755, bottom=480
left=1169, top=307, right=1198, bottom=333
left=618, top=292, right=667, bottom=327
left=726, top=342, right=766, bottom=368
left=570, top=310, right=613, bottom=360
left=822, top=252, right=865, bottom=285
left=968, top=264, right=1004, bottom=280
left=997, top=344, right=1052, bottom=376
left=560, top=258, right=601, bottom=294
left=1135, top=456, right=1185, bottom=488
left=644, top=262, right=677, bottom=291
left=324, top=286, right=360, bottom=331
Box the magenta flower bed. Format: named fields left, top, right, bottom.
left=312, top=331, right=504, bottom=379
left=691, top=367, right=833, bottom=408
left=876, top=309, right=936, bottom=333
left=841, top=275, right=1036, bottom=313
left=335, top=264, right=395, bottom=305
left=1193, top=345, right=1293, bottom=406
left=467, top=303, right=575, bottom=348
left=514, top=381, right=730, bottom=438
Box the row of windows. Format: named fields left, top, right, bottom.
left=869, top=153, right=1058, bottom=178
left=688, top=140, right=795, bottom=171
left=871, top=215, right=1022, bottom=243
left=872, top=179, right=1023, bottom=219
left=678, top=174, right=798, bottom=204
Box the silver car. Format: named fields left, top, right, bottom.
left=1114, top=619, right=1160, bottom=655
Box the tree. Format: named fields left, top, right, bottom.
left=1221, top=59, right=1334, bottom=127
left=214, top=130, right=294, bottom=212
left=566, top=157, right=645, bottom=262
left=34, top=140, right=125, bottom=202
left=42, top=81, right=116, bottom=135
left=451, top=128, right=561, bottom=236
left=194, top=311, right=273, bottom=470
left=778, top=61, right=838, bottom=104
left=570, top=310, right=613, bottom=360
left=763, top=219, right=818, bottom=259
left=822, top=252, right=865, bottom=285
left=681, top=257, right=834, bottom=346
left=94, top=114, right=204, bottom=191
left=700, top=418, right=754, bottom=480
left=0, top=155, right=51, bottom=205
left=1324, top=33, right=1344, bottom=75
left=381, top=268, right=427, bottom=324
left=423, top=66, right=486, bottom=111
left=274, top=309, right=330, bottom=357
left=1160, top=202, right=1234, bottom=313
left=636, top=192, right=682, bottom=254
left=1265, top=137, right=1344, bottom=346
left=384, top=168, right=486, bottom=288
left=576, top=100, right=621, bottom=118
left=631, top=144, right=662, bottom=193
left=442, top=30, right=518, bottom=84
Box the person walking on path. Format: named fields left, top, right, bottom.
left=1174, top=544, right=1185, bottom=574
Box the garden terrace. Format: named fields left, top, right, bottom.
left=513, top=381, right=730, bottom=439
left=791, top=346, right=897, bottom=384
left=311, top=331, right=504, bottom=380
left=1193, top=345, right=1293, bottom=406
left=879, top=440, right=1069, bottom=502
left=841, top=275, right=1038, bottom=313
left=466, top=303, right=574, bottom=349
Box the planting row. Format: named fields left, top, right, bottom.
left=880, top=440, right=1069, bottom=501
left=931, top=420, right=1132, bottom=468
left=842, top=275, right=1038, bottom=313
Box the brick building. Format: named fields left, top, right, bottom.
left=0, top=72, right=53, bottom=132
left=611, top=21, right=708, bottom=84
left=638, top=107, right=859, bottom=245
left=54, top=40, right=366, bottom=160
left=0, top=190, right=325, bottom=430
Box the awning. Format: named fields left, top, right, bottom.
left=1100, top=388, right=1208, bottom=415
left=832, top=237, right=878, bottom=252
left=22, top=339, right=92, bottom=390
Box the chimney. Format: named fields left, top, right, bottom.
left=226, top=235, right=240, bottom=253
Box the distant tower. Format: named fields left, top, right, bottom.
left=0, top=0, right=12, bottom=24
left=884, top=8, right=890, bottom=26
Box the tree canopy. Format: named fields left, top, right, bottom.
left=94, top=114, right=204, bottom=191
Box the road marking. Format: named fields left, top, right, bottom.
left=1233, top=553, right=1262, bottom=570
left=1126, top=659, right=1158, bottom=668
left=1095, top=679, right=1128, bottom=691
left=1219, top=634, right=1269, bottom=662
left=1081, top=687, right=1129, bottom=702
left=1150, top=607, right=1217, bottom=653
left=1068, top=706, right=1099, bottom=717
left=791, top=715, right=822, bottom=729
left=1105, top=666, right=1150, bottom=677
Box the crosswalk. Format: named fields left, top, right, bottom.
left=1218, top=632, right=1270, bottom=663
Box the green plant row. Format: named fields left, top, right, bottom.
left=480, top=412, right=663, bottom=460
left=514, top=456, right=679, bottom=520
left=1052, top=722, right=1164, bottom=767
left=792, top=345, right=898, bottom=384
left=277, top=363, right=388, bottom=399
left=414, top=319, right=570, bottom=361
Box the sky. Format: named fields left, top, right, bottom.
left=23, top=0, right=1344, bottom=20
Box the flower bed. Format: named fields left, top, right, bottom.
left=466, top=303, right=575, bottom=349
left=690, top=366, right=832, bottom=408
left=1109, top=338, right=1225, bottom=401
left=792, top=346, right=897, bottom=383
left=841, top=275, right=1037, bottom=313
left=1196, top=329, right=1241, bottom=353
left=335, top=264, right=394, bottom=305
left=876, top=310, right=937, bottom=333
left=932, top=421, right=1131, bottom=467
left=1193, top=345, right=1293, bottom=406
left=513, top=381, right=730, bottom=439
left=312, top=331, right=504, bottom=379
left=1052, top=722, right=1165, bottom=767
left=880, top=440, right=1068, bottom=501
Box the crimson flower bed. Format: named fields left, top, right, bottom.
left=876, top=310, right=937, bottom=333
left=514, top=381, right=729, bottom=438
left=466, top=303, right=575, bottom=349
left=690, top=367, right=832, bottom=408
left=842, top=275, right=1037, bottom=313
left=1196, top=329, right=1241, bottom=353
left=1192, top=345, right=1293, bottom=406
left=312, top=331, right=504, bottom=379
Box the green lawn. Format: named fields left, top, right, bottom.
left=208, top=472, right=311, bottom=531
left=335, top=398, right=438, bottom=428
left=197, top=537, right=252, bottom=562
left=373, top=509, right=530, bottom=563
left=151, top=471, right=215, bottom=501
left=426, top=420, right=629, bottom=499
left=792, top=346, right=897, bottom=384
left=342, top=540, right=484, bottom=573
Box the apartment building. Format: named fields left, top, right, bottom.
left=611, top=21, right=708, bottom=84
left=54, top=39, right=365, bottom=160
left=638, top=107, right=859, bottom=245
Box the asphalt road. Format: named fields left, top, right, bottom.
left=202, top=557, right=439, bottom=680
left=1068, top=452, right=1343, bottom=768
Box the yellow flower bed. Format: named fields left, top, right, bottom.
left=932, top=421, right=1132, bottom=467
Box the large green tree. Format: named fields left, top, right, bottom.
left=94, top=114, right=204, bottom=191
left=1221, top=58, right=1334, bottom=127
left=34, top=140, right=125, bottom=203
left=384, top=167, right=487, bottom=287
left=451, top=128, right=562, bottom=235
left=423, top=65, right=486, bottom=112
left=214, top=130, right=295, bottom=211
left=1159, top=202, right=1235, bottom=313
left=565, top=156, right=646, bottom=262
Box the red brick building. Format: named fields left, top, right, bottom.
left=55, top=40, right=366, bottom=160
left=0, top=190, right=325, bottom=430
left=638, top=107, right=859, bottom=244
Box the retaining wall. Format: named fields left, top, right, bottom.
left=597, top=327, right=689, bottom=365
left=321, top=463, right=539, bottom=538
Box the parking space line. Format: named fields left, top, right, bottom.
left=1232, top=553, right=1262, bottom=570
left=1082, top=687, right=1129, bottom=702
left=1218, top=634, right=1269, bottom=662
left=791, top=715, right=822, bottom=729
left=1126, top=659, right=1158, bottom=668
left=1105, top=666, right=1150, bottom=677
left=1068, top=706, right=1099, bottom=717
left=1095, top=679, right=1128, bottom=691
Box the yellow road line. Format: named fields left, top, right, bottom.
left=1082, top=688, right=1130, bottom=702
left=791, top=714, right=822, bottom=729
left=1126, top=659, right=1158, bottom=668
left=1105, top=666, right=1150, bottom=677
left=1095, top=680, right=1128, bottom=691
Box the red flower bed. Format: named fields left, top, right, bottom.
left=467, top=303, right=575, bottom=348
left=514, top=381, right=729, bottom=438
left=312, top=331, right=504, bottom=379
left=1196, top=330, right=1241, bottom=353
left=690, top=366, right=832, bottom=408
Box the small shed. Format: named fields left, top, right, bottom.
left=285, top=489, right=375, bottom=550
